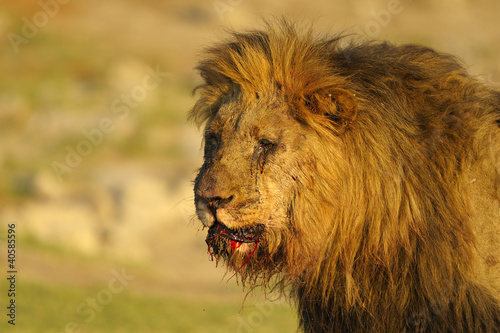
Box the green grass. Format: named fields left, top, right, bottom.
left=0, top=279, right=298, bottom=333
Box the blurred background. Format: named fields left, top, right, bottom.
left=0, top=0, right=498, bottom=332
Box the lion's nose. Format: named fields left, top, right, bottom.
left=195, top=194, right=234, bottom=227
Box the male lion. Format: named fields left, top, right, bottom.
left=190, top=21, right=500, bottom=332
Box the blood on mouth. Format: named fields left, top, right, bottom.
left=230, top=239, right=242, bottom=251
left=205, top=222, right=263, bottom=278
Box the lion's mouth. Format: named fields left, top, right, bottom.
left=207, top=222, right=264, bottom=244
left=205, top=221, right=264, bottom=257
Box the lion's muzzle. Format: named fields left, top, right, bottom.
left=196, top=192, right=264, bottom=259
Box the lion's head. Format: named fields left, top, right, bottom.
left=190, top=21, right=500, bottom=332
left=191, top=23, right=359, bottom=286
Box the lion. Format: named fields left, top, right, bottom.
left=190, top=21, right=500, bottom=332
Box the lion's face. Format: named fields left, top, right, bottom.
left=194, top=96, right=311, bottom=267
left=193, top=83, right=357, bottom=276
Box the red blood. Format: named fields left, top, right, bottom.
left=227, top=240, right=259, bottom=282
left=230, top=240, right=243, bottom=251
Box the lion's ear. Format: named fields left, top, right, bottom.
left=305, top=88, right=357, bottom=128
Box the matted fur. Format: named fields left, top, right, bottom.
left=191, top=20, right=500, bottom=332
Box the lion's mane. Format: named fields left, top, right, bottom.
left=191, top=21, right=500, bottom=332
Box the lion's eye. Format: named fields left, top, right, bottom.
left=204, top=133, right=219, bottom=157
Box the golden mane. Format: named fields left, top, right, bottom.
left=190, top=20, right=350, bottom=128
left=191, top=21, right=500, bottom=332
